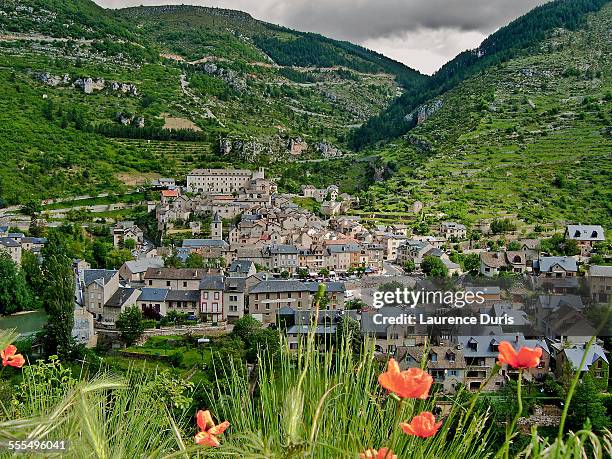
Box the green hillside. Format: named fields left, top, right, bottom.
left=358, top=3, right=612, bottom=228
left=350, top=0, right=610, bottom=149
left=118, top=5, right=427, bottom=87
left=0, top=0, right=609, bottom=230
left=0, top=0, right=418, bottom=204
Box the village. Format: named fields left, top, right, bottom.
left=0, top=166, right=610, bottom=397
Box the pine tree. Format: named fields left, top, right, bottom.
left=41, top=235, right=75, bottom=358
left=568, top=374, right=610, bottom=432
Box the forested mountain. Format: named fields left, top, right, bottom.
left=118, top=5, right=427, bottom=87
left=350, top=0, right=610, bottom=149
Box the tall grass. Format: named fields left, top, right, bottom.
left=206, top=335, right=493, bottom=458
left=1, top=327, right=610, bottom=458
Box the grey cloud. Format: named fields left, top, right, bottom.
left=95, top=0, right=548, bottom=72
left=97, top=0, right=547, bottom=40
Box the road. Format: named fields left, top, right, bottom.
left=383, top=261, right=404, bottom=276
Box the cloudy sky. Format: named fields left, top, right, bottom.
left=95, top=0, right=548, bottom=74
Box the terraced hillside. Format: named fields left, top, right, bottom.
left=361, top=3, right=612, bottom=228
left=0, top=0, right=421, bottom=204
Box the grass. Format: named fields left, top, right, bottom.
left=41, top=192, right=146, bottom=210
left=1, top=326, right=611, bottom=458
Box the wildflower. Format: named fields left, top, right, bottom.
left=378, top=358, right=433, bottom=399
left=359, top=447, right=397, bottom=459
left=496, top=341, right=542, bottom=369
left=1, top=345, right=25, bottom=368
left=194, top=410, right=229, bottom=447
left=400, top=411, right=442, bottom=438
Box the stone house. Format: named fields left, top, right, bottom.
left=326, top=244, right=361, bottom=272
left=102, top=287, right=140, bottom=324
left=248, top=280, right=311, bottom=324
left=456, top=336, right=506, bottom=391
left=439, top=222, right=467, bottom=240
left=200, top=275, right=225, bottom=323
left=360, top=307, right=429, bottom=354
left=565, top=225, right=605, bottom=257
left=396, top=240, right=435, bottom=267
left=166, top=289, right=200, bottom=316
left=397, top=345, right=467, bottom=394
left=228, top=260, right=257, bottom=278
left=534, top=257, right=578, bottom=278
left=588, top=265, right=612, bottom=303
left=112, top=221, right=144, bottom=249
left=0, top=237, right=22, bottom=265
left=119, top=257, right=164, bottom=283
left=553, top=343, right=609, bottom=391
left=262, top=244, right=299, bottom=274
left=137, top=288, right=169, bottom=317
left=144, top=268, right=203, bottom=290
left=224, top=277, right=246, bottom=323
left=82, top=269, right=120, bottom=321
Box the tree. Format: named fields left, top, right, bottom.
left=568, top=374, right=610, bottom=432
left=41, top=248, right=75, bottom=358
left=164, top=253, right=183, bottom=268
left=318, top=267, right=330, bottom=277
left=232, top=315, right=262, bottom=343
left=507, top=241, right=521, bottom=251
left=21, top=250, right=43, bottom=306
left=490, top=219, right=517, bottom=234
left=403, top=260, right=416, bottom=273
left=296, top=268, right=309, bottom=279
left=280, top=271, right=290, bottom=279
left=345, top=299, right=366, bottom=310
left=421, top=256, right=449, bottom=278
left=92, top=240, right=111, bottom=268
left=185, top=253, right=205, bottom=268
left=246, top=328, right=280, bottom=363
left=103, top=248, right=132, bottom=269
left=115, top=306, right=145, bottom=346
left=539, top=233, right=580, bottom=256
left=0, top=253, right=32, bottom=315
left=123, top=239, right=136, bottom=251
left=589, top=254, right=605, bottom=265
left=22, top=199, right=42, bottom=217
left=463, top=253, right=481, bottom=274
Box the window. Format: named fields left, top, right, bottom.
left=214, top=292, right=220, bottom=300
left=204, top=292, right=209, bottom=299
left=430, top=353, right=438, bottom=362
left=166, top=281, right=171, bottom=287
left=449, top=370, right=457, bottom=376
left=183, top=281, right=187, bottom=287
left=149, top=280, right=153, bottom=286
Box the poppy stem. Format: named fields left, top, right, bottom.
left=504, top=368, right=522, bottom=459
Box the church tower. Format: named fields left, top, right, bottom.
left=211, top=212, right=223, bottom=240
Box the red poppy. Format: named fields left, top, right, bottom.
left=359, top=447, right=397, bottom=459
left=400, top=411, right=443, bottom=438
left=497, top=341, right=542, bottom=369
left=378, top=358, right=433, bottom=399
left=1, top=345, right=25, bottom=368
left=194, top=410, right=229, bottom=447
